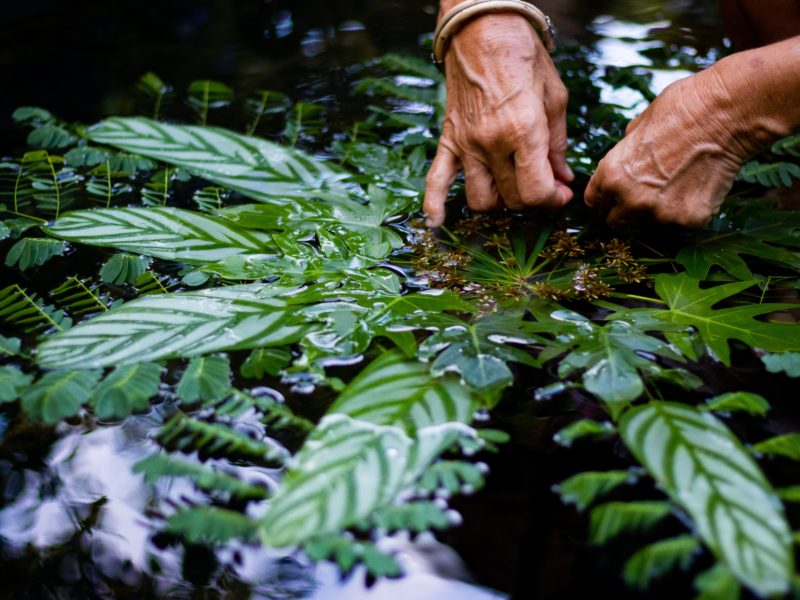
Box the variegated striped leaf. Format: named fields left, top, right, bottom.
left=44, top=207, right=273, bottom=264
left=87, top=117, right=351, bottom=202
left=37, top=284, right=310, bottom=369
left=259, top=414, right=471, bottom=547
left=620, top=402, right=793, bottom=597
left=328, top=350, right=478, bottom=431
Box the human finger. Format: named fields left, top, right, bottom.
left=424, top=143, right=461, bottom=227
left=514, top=127, right=573, bottom=210
left=463, top=157, right=501, bottom=212
left=543, top=83, right=575, bottom=184
left=489, top=154, right=525, bottom=211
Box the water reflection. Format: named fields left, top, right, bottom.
left=0, top=1, right=725, bottom=598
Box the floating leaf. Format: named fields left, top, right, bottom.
left=87, top=117, right=350, bottom=202
left=620, top=402, right=794, bottom=596
left=555, top=470, right=634, bottom=511
left=751, top=434, right=800, bottom=461
left=260, top=414, right=471, bottom=547
left=761, top=352, right=800, bottom=378
left=240, top=347, right=292, bottom=379
left=0, top=366, right=33, bottom=403
left=44, top=207, right=273, bottom=264
left=37, top=284, right=310, bottom=369
left=329, top=350, right=478, bottom=430
left=703, top=392, right=770, bottom=417
left=5, top=238, right=66, bottom=271
left=623, top=535, right=700, bottom=589
left=21, top=370, right=101, bottom=423
left=90, top=362, right=162, bottom=419
left=645, top=273, right=800, bottom=365
left=176, top=355, right=232, bottom=403
left=100, top=253, right=150, bottom=285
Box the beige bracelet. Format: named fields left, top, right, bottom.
left=433, top=0, right=556, bottom=68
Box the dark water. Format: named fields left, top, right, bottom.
left=0, top=1, right=730, bottom=598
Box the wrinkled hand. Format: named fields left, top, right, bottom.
left=585, top=65, right=756, bottom=229
left=424, top=14, right=574, bottom=227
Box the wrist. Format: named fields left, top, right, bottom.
left=445, top=13, right=544, bottom=70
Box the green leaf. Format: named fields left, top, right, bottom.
left=44, top=207, right=273, bottom=265
left=90, top=362, right=162, bottom=419
left=703, top=392, right=770, bottom=417
left=0, top=284, right=71, bottom=334
left=167, top=507, right=255, bottom=544
left=623, top=535, right=700, bottom=589
left=761, top=352, right=800, bottom=378
left=133, top=454, right=268, bottom=500
left=555, top=470, right=634, bottom=511
left=553, top=419, right=616, bottom=448
left=176, top=355, right=232, bottom=403
left=740, top=160, right=800, bottom=188
left=0, top=366, right=33, bottom=403
left=12, top=106, right=53, bottom=124
left=28, top=124, right=78, bottom=149
left=416, top=460, right=486, bottom=495
left=37, top=284, right=310, bottom=369
left=777, top=486, right=800, bottom=503
left=328, top=350, right=478, bottom=430
left=772, top=134, right=800, bottom=157
left=157, top=414, right=288, bottom=464
left=87, top=117, right=350, bottom=202
left=240, top=347, right=292, bottom=379
left=0, top=335, right=22, bottom=358
left=694, top=564, right=741, bottom=600
left=751, top=433, right=800, bottom=461
left=21, top=370, right=102, bottom=423
left=303, top=534, right=402, bottom=577
left=647, top=273, right=800, bottom=365
left=589, top=501, right=672, bottom=544
left=99, top=253, right=150, bottom=285
left=620, top=402, right=794, bottom=596
left=260, top=414, right=471, bottom=547
left=369, top=502, right=452, bottom=532
left=5, top=238, right=66, bottom=271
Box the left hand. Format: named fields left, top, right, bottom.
left=585, top=65, right=751, bottom=228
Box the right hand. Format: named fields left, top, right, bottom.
left=424, top=13, right=575, bottom=228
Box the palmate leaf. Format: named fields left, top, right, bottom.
left=21, top=370, right=102, bottom=423
left=90, top=362, right=162, bottom=419
left=259, top=414, right=472, bottom=548
left=328, top=350, right=478, bottom=431
left=36, top=284, right=310, bottom=370
left=43, top=207, right=273, bottom=264
left=87, top=117, right=351, bottom=202
left=640, top=273, right=800, bottom=365
left=620, top=402, right=794, bottom=596
left=176, top=355, right=232, bottom=403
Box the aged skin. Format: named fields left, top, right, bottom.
left=426, top=0, right=800, bottom=229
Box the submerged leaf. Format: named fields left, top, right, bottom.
left=620, top=402, right=794, bottom=596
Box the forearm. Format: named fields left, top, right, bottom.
left=714, top=36, right=800, bottom=154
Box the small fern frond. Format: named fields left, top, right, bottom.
left=100, top=253, right=150, bottom=286
left=367, top=501, right=453, bottom=533
left=589, top=501, right=673, bottom=545
left=51, top=276, right=110, bottom=317
left=133, top=453, right=270, bottom=500
left=304, top=534, right=402, bottom=578
left=156, top=414, right=288, bottom=465
left=0, top=284, right=71, bottom=333
left=166, top=506, right=256, bottom=544
left=5, top=237, right=66, bottom=271
left=210, top=390, right=313, bottom=433
left=416, top=460, right=486, bottom=495
left=740, top=160, right=800, bottom=188
left=623, top=535, right=700, bottom=589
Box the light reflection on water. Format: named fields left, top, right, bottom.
left=0, top=3, right=724, bottom=598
